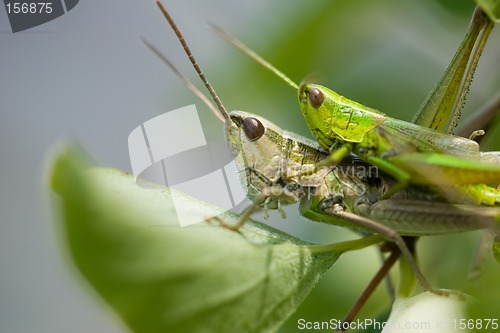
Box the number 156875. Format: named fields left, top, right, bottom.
left=6, top=2, right=53, bottom=14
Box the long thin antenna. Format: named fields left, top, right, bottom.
left=209, top=23, right=299, bottom=91
left=156, top=1, right=231, bottom=122
left=142, top=37, right=225, bottom=123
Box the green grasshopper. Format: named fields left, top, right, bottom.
left=149, top=1, right=500, bottom=299
left=146, top=3, right=500, bottom=329
left=210, top=7, right=500, bottom=204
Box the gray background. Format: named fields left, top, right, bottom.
left=1, top=1, right=499, bottom=332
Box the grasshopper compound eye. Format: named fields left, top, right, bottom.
left=242, top=117, right=265, bottom=141
left=308, top=87, right=324, bottom=109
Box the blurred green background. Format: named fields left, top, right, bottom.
left=1, top=0, right=499, bottom=332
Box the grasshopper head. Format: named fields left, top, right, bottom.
left=298, top=83, right=339, bottom=149
left=299, top=83, right=384, bottom=146
left=225, top=111, right=286, bottom=203
left=225, top=111, right=283, bottom=165
left=225, top=111, right=269, bottom=159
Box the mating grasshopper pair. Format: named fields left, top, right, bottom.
left=213, top=7, right=500, bottom=206
left=149, top=0, right=500, bottom=328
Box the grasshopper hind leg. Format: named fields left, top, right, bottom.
left=336, top=246, right=401, bottom=333
left=329, top=204, right=448, bottom=296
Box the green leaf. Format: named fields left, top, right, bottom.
left=50, top=145, right=378, bottom=333
left=475, top=0, right=500, bottom=22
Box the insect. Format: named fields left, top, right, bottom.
left=210, top=7, right=500, bottom=204
left=147, top=1, right=500, bottom=329
left=149, top=0, right=500, bottom=290
left=144, top=35, right=406, bottom=322
left=143, top=6, right=408, bottom=324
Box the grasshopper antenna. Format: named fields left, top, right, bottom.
left=141, top=37, right=226, bottom=123
left=209, top=22, right=299, bottom=91
left=155, top=1, right=231, bottom=123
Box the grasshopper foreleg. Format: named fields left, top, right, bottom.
left=362, top=156, right=411, bottom=199
left=314, top=143, right=352, bottom=170
left=211, top=201, right=260, bottom=231
left=213, top=185, right=297, bottom=230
